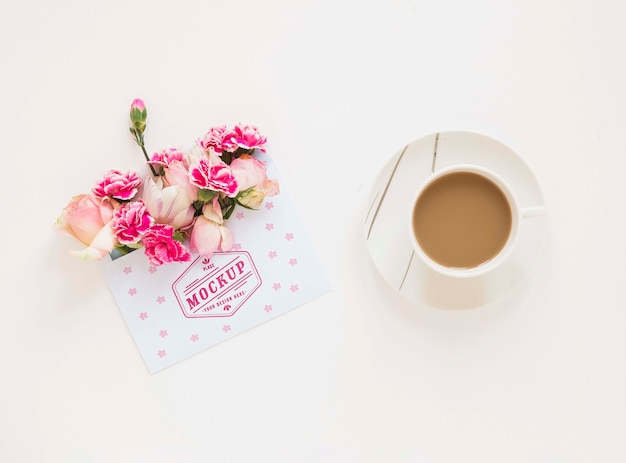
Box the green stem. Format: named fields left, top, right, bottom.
left=140, top=144, right=158, bottom=177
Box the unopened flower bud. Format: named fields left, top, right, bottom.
left=236, top=187, right=265, bottom=209
left=130, top=98, right=147, bottom=135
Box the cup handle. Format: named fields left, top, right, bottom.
left=521, top=205, right=547, bottom=218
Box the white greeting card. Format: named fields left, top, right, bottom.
left=101, top=153, right=331, bottom=373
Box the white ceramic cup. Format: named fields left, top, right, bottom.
left=409, top=164, right=545, bottom=278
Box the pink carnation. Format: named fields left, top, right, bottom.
left=149, top=147, right=185, bottom=167
left=141, top=224, right=191, bottom=266
left=111, top=200, right=154, bottom=245
left=222, top=124, right=267, bottom=153
left=198, top=125, right=227, bottom=154
left=93, top=170, right=142, bottom=201
left=189, top=157, right=238, bottom=197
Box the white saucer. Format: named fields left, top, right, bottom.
left=364, top=131, right=547, bottom=310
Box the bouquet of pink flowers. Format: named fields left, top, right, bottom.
left=55, top=99, right=279, bottom=266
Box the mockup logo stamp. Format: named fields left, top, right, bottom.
left=173, top=251, right=262, bottom=318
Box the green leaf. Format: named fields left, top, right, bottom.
left=173, top=230, right=186, bottom=243
left=222, top=202, right=236, bottom=220
left=198, top=189, right=218, bottom=202
left=235, top=186, right=255, bottom=199
left=234, top=200, right=256, bottom=210
left=192, top=200, right=204, bottom=216
left=114, top=244, right=136, bottom=255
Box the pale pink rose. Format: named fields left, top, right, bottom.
left=198, top=125, right=227, bottom=154
left=54, top=194, right=116, bottom=260
left=149, top=147, right=184, bottom=168
left=183, top=144, right=207, bottom=168
left=222, top=124, right=267, bottom=153
left=141, top=224, right=191, bottom=266
left=111, top=200, right=154, bottom=245
left=189, top=157, right=238, bottom=197
left=230, top=155, right=280, bottom=209
left=202, top=197, right=223, bottom=224
left=229, top=155, right=267, bottom=191
left=189, top=215, right=233, bottom=257
left=261, top=178, right=280, bottom=196
left=142, top=177, right=196, bottom=230
left=93, top=169, right=142, bottom=201
left=162, top=160, right=198, bottom=202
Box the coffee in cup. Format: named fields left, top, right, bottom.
left=410, top=165, right=523, bottom=278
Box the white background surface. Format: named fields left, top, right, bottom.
left=1, top=0, right=625, bottom=461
